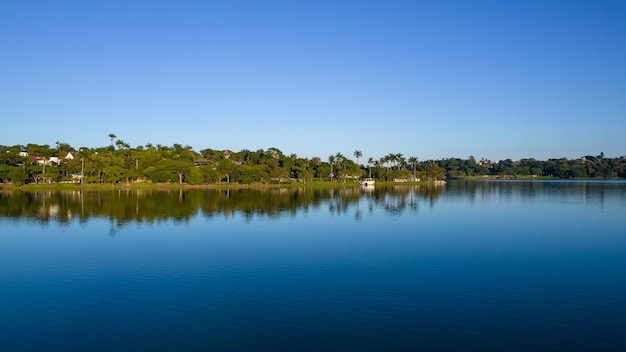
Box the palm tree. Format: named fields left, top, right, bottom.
left=108, top=133, right=116, bottom=146
left=354, top=150, right=362, bottom=166
left=395, top=153, right=403, bottom=170
left=386, top=154, right=395, bottom=169
left=367, top=157, right=374, bottom=178
left=408, top=156, right=418, bottom=180
left=328, top=154, right=335, bottom=181
left=335, top=152, right=345, bottom=182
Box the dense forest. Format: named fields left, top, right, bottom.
left=1, top=137, right=624, bottom=185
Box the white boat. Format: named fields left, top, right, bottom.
left=360, top=178, right=375, bottom=186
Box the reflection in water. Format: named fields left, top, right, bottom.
left=2, top=181, right=623, bottom=228
left=445, top=180, right=626, bottom=210
left=0, top=185, right=446, bottom=226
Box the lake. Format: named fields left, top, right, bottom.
left=1, top=181, right=625, bottom=351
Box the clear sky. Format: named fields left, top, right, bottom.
left=1, top=0, right=625, bottom=161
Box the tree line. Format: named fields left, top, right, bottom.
left=436, top=154, right=626, bottom=179
left=0, top=138, right=624, bottom=185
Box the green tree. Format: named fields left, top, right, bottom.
left=143, top=166, right=158, bottom=181
left=422, top=163, right=445, bottom=181
left=218, top=159, right=236, bottom=183
left=0, top=164, right=13, bottom=183
left=26, top=164, right=44, bottom=183
left=168, top=160, right=194, bottom=184
left=185, top=167, right=204, bottom=185
left=199, top=165, right=221, bottom=183
left=9, top=166, right=26, bottom=185
left=102, top=165, right=125, bottom=184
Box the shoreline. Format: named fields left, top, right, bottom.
left=1, top=182, right=293, bottom=191
left=1, top=180, right=441, bottom=191
left=3, top=178, right=624, bottom=191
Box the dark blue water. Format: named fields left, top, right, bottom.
left=1, top=181, right=626, bottom=351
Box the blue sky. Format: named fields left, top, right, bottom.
left=1, top=0, right=624, bottom=161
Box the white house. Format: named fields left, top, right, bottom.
left=37, top=156, right=60, bottom=165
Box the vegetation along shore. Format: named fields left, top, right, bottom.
left=1, top=137, right=624, bottom=187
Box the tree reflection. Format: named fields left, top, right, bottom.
left=0, top=185, right=447, bottom=225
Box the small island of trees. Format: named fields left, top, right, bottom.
left=1, top=137, right=624, bottom=186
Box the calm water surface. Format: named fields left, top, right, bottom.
left=1, top=181, right=625, bottom=351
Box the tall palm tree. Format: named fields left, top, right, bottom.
left=395, top=153, right=403, bottom=170
left=354, top=150, right=362, bottom=166
left=408, top=156, right=418, bottom=180
left=386, top=154, right=395, bottom=169
left=367, top=157, right=374, bottom=178
left=328, top=154, right=335, bottom=180
left=335, top=152, right=345, bottom=181
left=397, top=154, right=406, bottom=170
left=108, top=133, right=116, bottom=146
